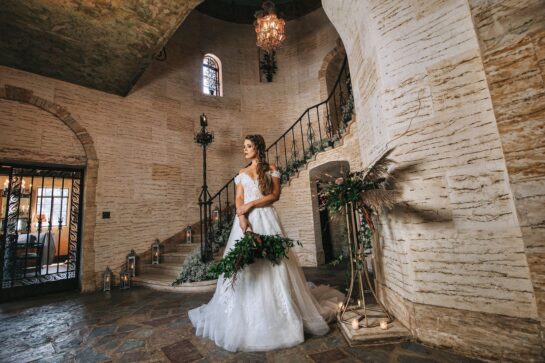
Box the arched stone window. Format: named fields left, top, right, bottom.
left=202, top=54, right=222, bottom=96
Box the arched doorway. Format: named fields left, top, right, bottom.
left=0, top=85, right=98, bottom=300
left=309, top=160, right=350, bottom=265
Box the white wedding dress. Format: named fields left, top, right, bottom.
left=188, top=170, right=344, bottom=352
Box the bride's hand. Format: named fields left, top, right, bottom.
left=239, top=217, right=252, bottom=232
left=236, top=203, right=253, bottom=216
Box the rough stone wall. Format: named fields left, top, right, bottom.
left=0, top=9, right=341, bottom=288
left=276, top=119, right=362, bottom=266
left=468, top=0, right=545, bottom=329
left=0, top=99, right=86, bottom=166
left=322, top=0, right=543, bottom=360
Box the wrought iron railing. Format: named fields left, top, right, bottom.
left=200, top=56, right=353, bottom=261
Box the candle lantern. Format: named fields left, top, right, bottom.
left=352, top=318, right=359, bottom=330
left=152, top=239, right=160, bottom=265
left=103, top=266, right=112, bottom=292
left=212, top=208, right=219, bottom=222
left=186, top=225, right=192, bottom=244
left=126, top=249, right=136, bottom=277
left=120, top=270, right=131, bottom=289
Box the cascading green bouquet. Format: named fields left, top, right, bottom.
left=207, top=230, right=302, bottom=286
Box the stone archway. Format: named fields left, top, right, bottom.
left=318, top=38, right=347, bottom=101
left=0, top=84, right=98, bottom=293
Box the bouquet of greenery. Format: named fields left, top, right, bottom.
left=208, top=230, right=302, bottom=286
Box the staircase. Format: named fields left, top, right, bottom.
left=132, top=55, right=353, bottom=292
left=132, top=234, right=215, bottom=292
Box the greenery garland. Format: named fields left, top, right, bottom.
left=208, top=231, right=302, bottom=286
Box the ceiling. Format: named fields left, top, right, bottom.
left=197, top=0, right=322, bottom=24
left=0, top=0, right=202, bottom=96
left=0, top=0, right=321, bottom=96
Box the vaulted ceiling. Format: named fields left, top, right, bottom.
left=0, top=0, right=202, bottom=96
left=0, top=0, right=321, bottom=96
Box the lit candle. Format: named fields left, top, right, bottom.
left=380, top=320, right=388, bottom=330
left=338, top=302, right=344, bottom=311
left=357, top=299, right=362, bottom=307
left=352, top=318, right=359, bottom=330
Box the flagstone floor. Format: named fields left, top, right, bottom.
left=0, top=266, right=483, bottom=363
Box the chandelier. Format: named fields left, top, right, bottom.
left=254, top=0, right=286, bottom=53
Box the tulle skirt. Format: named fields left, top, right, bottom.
left=188, top=205, right=344, bottom=352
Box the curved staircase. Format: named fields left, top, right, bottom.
left=132, top=55, right=353, bottom=292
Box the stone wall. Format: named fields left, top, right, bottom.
left=322, top=0, right=543, bottom=360
left=0, top=8, right=342, bottom=289
left=468, top=0, right=545, bottom=329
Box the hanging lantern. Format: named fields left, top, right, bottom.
left=186, top=225, right=192, bottom=244
left=213, top=208, right=219, bottom=222
left=152, top=239, right=160, bottom=265
left=254, top=1, right=286, bottom=54
left=126, top=249, right=136, bottom=277
left=120, top=270, right=131, bottom=289
left=103, top=266, right=112, bottom=292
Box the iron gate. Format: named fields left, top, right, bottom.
left=0, top=163, right=83, bottom=301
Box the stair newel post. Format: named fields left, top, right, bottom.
left=194, top=113, right=215, bottom=262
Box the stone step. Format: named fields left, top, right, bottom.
left=132, top=272, right=176, bottom=288
left=162, top=251, right=191, bottom=264
left=132, top=272, right=217, bottom=293
left=176, top=243, right=199, bottom=253
left=141, top=262, right=182, bottom=278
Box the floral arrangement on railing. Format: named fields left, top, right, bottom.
left=208, top=231, right=302, bottom=286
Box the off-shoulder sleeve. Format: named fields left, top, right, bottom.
left=270, top=170, right=281, bottom=178
left=234, top=174, right=242, bottom=185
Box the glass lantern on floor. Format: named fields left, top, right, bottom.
left=186, top=225, right=192, bottom=244
left=126, top=249, right=136, bottom=277
left=120, top=269, right=131, bottom=289
left=152, top=239, right=160, bottom=265
left=103, top=266, right=112, bottom=292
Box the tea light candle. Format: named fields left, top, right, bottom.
left=351, top=318, right=359, bottom=330
left=380, top=320, right=388, bottom=330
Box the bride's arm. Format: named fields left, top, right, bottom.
left=236, top=172, right=251, bottom=229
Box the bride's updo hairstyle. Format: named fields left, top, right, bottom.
left=245, top=134, right=273, bottom=196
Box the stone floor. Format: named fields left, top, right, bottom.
left=0, top=267, right=484, bottom=363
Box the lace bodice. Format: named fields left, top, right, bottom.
left=234, top=170, right=281, bottom=204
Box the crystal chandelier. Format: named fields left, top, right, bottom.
left=254, top=0, right=286, bottom=53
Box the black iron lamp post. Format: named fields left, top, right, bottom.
left=194, top=113, right=215, bottom=262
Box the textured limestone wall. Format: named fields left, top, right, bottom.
left=0, top=9, right=341, bottom=289
left=468, top=0, right=545, bottom=328
left=0, top=99, right=86, bottom=166
left=322, top=0, right=543, bottom=360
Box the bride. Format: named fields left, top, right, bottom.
left=188, top=134, right=344, bottom=352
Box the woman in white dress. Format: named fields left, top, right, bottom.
left=189, top=134, right=343, bottom=352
